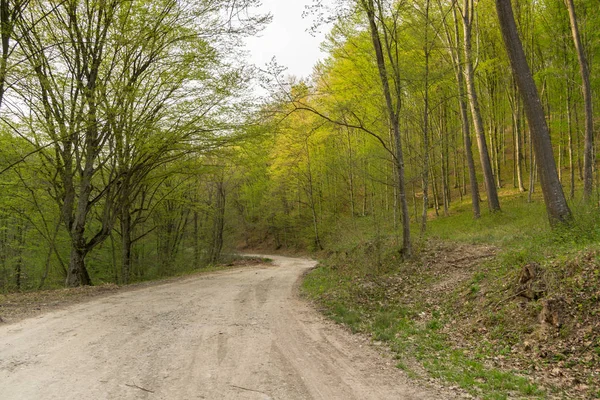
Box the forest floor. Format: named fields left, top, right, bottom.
left=0, top=254, right=460, bottom=400
left=303, top=193, right=600, bottom=400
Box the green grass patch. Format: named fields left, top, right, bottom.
left=302, top=261, right=546, bottom=399
left=302, top=190, right=600, bottom=398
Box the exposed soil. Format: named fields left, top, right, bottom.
left=0, top=284, right=122, bottom=324
left=0, top=255, right=455, bottom=400
left=0, top=258, right=267, bottom=324
left=406, top=241, right=498, bottom=304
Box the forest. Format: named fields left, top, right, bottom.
left=0, top=0, right=598, bottom=397
left=243, top=0, right=596, bottom=255
left=0, top=0, right=596, bottom=288
left=0, top=0, right=268, bottom=289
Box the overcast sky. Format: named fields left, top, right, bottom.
left=244, top=0, right=333, bottom=80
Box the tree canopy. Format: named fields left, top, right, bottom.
left=0, top=0, right=599, bottom=291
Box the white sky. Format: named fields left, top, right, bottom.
left=244, top=0, right=333, bottom=80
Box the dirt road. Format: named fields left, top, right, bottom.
left=0, top=255, right=451, bottom=399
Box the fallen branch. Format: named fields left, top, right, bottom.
left=231, top=384, right=269, bottom=396
left=125, top=382, right=154, bottom=394
left=488, top=289, right=529, bottom=309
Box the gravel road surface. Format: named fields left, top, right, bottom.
left=0, top=255, right=452, bottom=399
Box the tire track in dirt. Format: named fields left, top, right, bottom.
left=0, top=255, right=458, bottom=399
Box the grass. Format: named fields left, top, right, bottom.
left=303, top=260, right=545, bottom=399
left=427, top=191, right=548, bottom=246
left=429, top=190, right=600, bottom=260
left=303, top=189, right=600, bottom=399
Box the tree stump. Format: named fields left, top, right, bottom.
left=539, top=296, right=566, bottom=328
left=517, top=262, right=546, bottom=300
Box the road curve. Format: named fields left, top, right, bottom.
left=0, top=255, right=451, bottom=399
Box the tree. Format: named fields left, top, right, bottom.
left=360, top=0, right=411, bottom=257
left=17, top=0, right=123, bottom=286
left=564, top=0, right=594, bottom=201
left=0, top=0, right=27, bottom=108
left=495, top=0, right=572, bottom=225
left=419, top=0, right=432, bottom=233
left=459, top=0, right=501, bottom=212
left=438, top=0, right=481, bottom=218
left=13, top=0, right=265, bottom=286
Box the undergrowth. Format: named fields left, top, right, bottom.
left=303, top=191, right=600, bottom=399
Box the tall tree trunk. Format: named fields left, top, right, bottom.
left=567, top=80, right=575, bottom=199
left=362, top=0, right=411, bottom=257
left=575, top=98, right=583, bottom=181
left=558, top=93, right=564, bottom=183
left=528, top=141, right=535, bottom=203
left=193, top=211, right=200, bottom=268
left=486, top=75, right=502, bottom=189
left=565, top=0, right=594, bottom=201
left=310, top=196, right=323, bottom=250
left=449, top=3, right=480, bottom=218
left=0, top=0, right=23, bottom=109
left=66, top=165, right=95, bottom=287
left=67, top=246, right=91, bottom=287
left=346, top=127, right=356, bottom=217
left=421, top=0, right=431, bottom=234
left=110, top=232, right=118, bottom=284
left=511, top=81, right=527, bottom=192
left=431, top=163, right=440, bottom=217
left=0, top=0, right=10, bottom=109
left=493, top=124, right=502, bottom=189
left=462, top=0, right=501, bottom=212
left=441, top=147, right=449, bottom=216
left=496, top=0, right=572, bottom=225
left=209, top=181, right=226, bottom=263
left=121, top=210, right=132, bottom=285
left=14, top=224, right=24, bottom=290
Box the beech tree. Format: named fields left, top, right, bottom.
left=495, top=0, right=572, bottom=225
left=564, top=0, right=593, bottom=201
left=438, top=0, right=480, bottom=218
left=0, top=0, right=27, bottom=108
left=357, top=0, right=412, bottom=257
left=459, top=0, right=501, bottom=212
left=9, top=0, right=265, bottom=286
